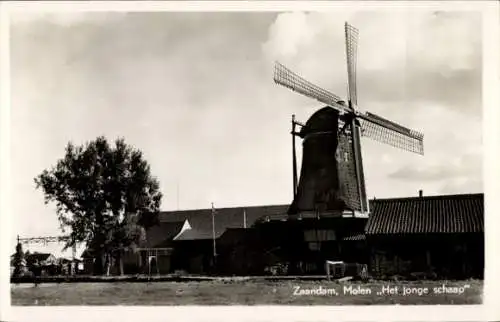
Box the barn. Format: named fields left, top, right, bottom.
left=83, top=191, right=484, bottom=279
left=115, top=205, right=289, bottom=275
left=161, top=205, right=288, bottom=274
left=365, top=192, right=484, bottom=279
left=140, top=192, right=483, bottom=279
left=152, top=205, right=367, bottom=275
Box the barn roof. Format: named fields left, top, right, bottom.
left=159, top=205, right=289, bottom=240
left=217, top=228, right=258, bottom=246
left=142, top=221, right=185, bottom=247
left=365, top=193, right=483, bottom=235
left=85, top=192, right=483, bottom=250
left=174, top=228, right=213, bottom=241
left=343, top=233, right=366, bottom=241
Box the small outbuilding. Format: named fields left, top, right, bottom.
left=365, top=193, right=484, bottom=279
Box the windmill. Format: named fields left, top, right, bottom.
left=275, top=22, right=424, bottom=218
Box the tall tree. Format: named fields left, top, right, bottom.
left=12, top=242, right=27, bottom=277
left=35, top=136, right=162, bottom=275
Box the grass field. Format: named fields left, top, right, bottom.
left=11, top=279, right=483, bottom=305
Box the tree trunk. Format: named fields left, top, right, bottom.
left=119, top=252, right=124, bottom=276
left=114, top=251, right=125, bottom=276
left=105, top=254, right=111, bottom=276
left=93, top=252, right=104, bottom=276
left=95, top=213, right=106, bottom=275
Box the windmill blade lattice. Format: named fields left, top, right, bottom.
left=345, top=22, right=359, bottom=107
left=359, top=112, right=424, bottom=154
left=274, top=62, right=352, bottom=114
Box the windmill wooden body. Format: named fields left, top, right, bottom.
left=275, top=22, right=424, bottom=219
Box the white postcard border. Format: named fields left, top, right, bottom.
left=1, top=1, right=498, bottom=321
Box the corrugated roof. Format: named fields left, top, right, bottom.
left=365, top=193, right=483, bottom=235
left=343, top=233, right=366, bottom=241
left=217, top=228, right=257, bottom=246
left=159, top=205, right=289, bottom=240
left=174, top=229, right=214, bottom=241
left=143, top=221, right=185, bottom=247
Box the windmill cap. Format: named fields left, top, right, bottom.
left=299, top=106, right=340, bottom=135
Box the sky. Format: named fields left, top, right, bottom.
left=8, top=10, right=482, bottom=256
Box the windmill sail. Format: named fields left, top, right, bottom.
left=273, top=21, right=424, bottom=218
left=343, top=22, right=367, bottom=213
left=359, top=111, right=424, bottom=154
left=345, top=22, right=359, bottom=107
left=274, top=62, right=352, bottom=114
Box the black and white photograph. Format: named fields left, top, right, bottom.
left=1, top=1, right=499, bottom=320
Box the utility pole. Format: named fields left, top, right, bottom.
left=211, top=202, right=217, bottom=263
left=177, top=181, right=180, bottom=210
left=292, top=114, right=298, bottom=196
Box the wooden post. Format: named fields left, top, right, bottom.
left=211, top=203, right=217, bottom=267
left=426, top=249, right=431, bottom=274
left=292, top=114, right=298, bottom=196
left=72, top=245, right=76, bottom=261
left=462, top=242, right=467, bottom=277
left=148, top=250, right=151, bottom=277
left=156, top=249, right=159, bottom=275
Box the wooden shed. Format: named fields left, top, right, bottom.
left=365, top=193, right=484, bottom=279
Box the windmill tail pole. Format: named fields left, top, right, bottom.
left=292, top=114, right=298, bottom=196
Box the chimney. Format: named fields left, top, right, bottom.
left=419, top=190, right=423, bottom=198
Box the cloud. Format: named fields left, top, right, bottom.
left=262, top=10, right=482, bottom=198
left=9, top=11, right=128, bottom=27
left=262, top=10, right=482, bottom=113
left=263, top=12, right=321, bottom=59
left=9, top=10, right=483, bottom=243
left=389, top=151, right=481, bottom=182
left=260, top=9, right=485, bottom=195
left=385, top=99, right=482, bottom=191
left=438, top=177, right=483, bottom=195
